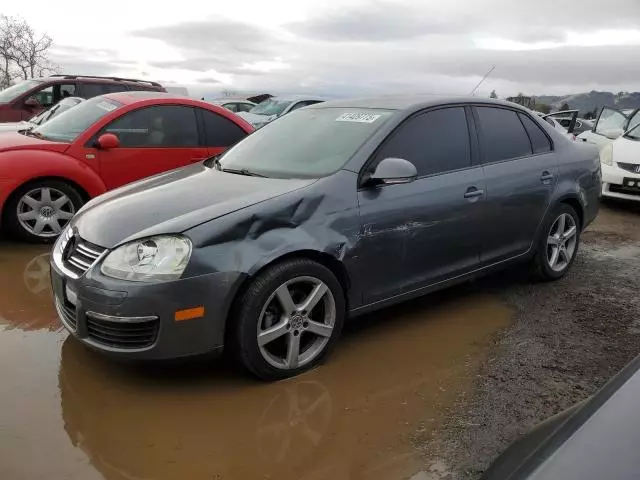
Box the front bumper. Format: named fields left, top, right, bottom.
left=50, top=258, right=244, bottom=360
left=601, top=163, right=640, bottom=202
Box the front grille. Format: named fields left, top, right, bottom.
left=86, top=314, right=159, bottom=349
left=617, top=162, right=640, bottom=174
left=63, top=237, right=107, bottom=277
left=609, top=184, right=640, bottom=197
left=54, top=297, right=78, bottom=331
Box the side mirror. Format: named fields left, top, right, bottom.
left=95, top=133, right=120, bottom=149
left=603, top=128, right=623, bottom=140
left=24, top=97, right=39, bottom=108
left=365, top=157, right=417, bottom=186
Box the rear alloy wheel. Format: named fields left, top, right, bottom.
left=5, top=180, right=84, bottom=243
left=533, top=204, right=581, bottom=281
left=234, top=259, right=345, bottom=380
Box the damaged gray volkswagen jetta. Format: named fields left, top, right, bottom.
left=51, top=96, right=601, bottom=380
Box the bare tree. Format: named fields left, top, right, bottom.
left=0, top=15, right=57, bottom=88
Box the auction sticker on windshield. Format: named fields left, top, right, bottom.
left=96, top=101, right=118, bottom=112
left=336, top=112, right=382, bottom=123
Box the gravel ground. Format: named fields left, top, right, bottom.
left=417, top=200, right=640, bottom=479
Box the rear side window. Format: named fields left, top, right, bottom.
left=376, top=107, right=471, bottom=177
left=82, top=83, right=128, bottom=98
left=519, top=114, right=552, bottom=154
left=476, top=107, right=532, bottom=163
left=199, top=108, right=248, bottom=146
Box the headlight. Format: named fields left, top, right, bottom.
left=600, top=144, right=613, bottom=166
left=100, top=235, right=192, bottom=282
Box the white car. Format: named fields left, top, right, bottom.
left=578, top=107, right=640, bottom=152
left=237, top=95, right=327, bottom=128
left=600, top=122, right=640, bottom=202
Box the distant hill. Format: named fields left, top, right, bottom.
left=531, top=91, right=640, bottom=114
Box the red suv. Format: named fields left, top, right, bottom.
left=0, top=91, right=253, bottom=242
left=0, top=75, right=166, bottom=122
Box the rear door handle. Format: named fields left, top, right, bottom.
left=464, top=186, right=485, bottom=199
left=540, top=171, right=554, bottom=183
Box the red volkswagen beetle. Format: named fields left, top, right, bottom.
left=0, top=92, right=254, bottom=242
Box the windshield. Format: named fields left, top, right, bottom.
left=32, top=97, right=122, bottom=142
left=29, top=98, right=83, bottom=126
left=624, top=122, right=640, bottom=141
left=0, top=80, right=42, bottom=103
left=249, top=98, right=293, bottom=116
left=219, top=108, right=393, bottom=178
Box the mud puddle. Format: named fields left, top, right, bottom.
left=0, top=241, right=512, bottom=480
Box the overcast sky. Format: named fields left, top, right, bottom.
left=4, top=0, right=640, bottom=98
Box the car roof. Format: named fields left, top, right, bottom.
left=270, top=94, right=329, bottom=102
left=102, top=91, right=191, bottom=105
left=210, top=99, right=255, bottom=104
left=307, top=95, right=528, bottom=112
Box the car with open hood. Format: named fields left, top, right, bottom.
left=50, top=96, right=600, bottom=380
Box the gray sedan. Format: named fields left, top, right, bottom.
left=50, top=96, right=601, bottom=380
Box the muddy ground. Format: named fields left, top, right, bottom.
left=0, top=201, right=638, bottom=480
left=418, top=199, right=640, bottom=479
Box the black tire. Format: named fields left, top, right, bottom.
left=232, top=258, right=346, bottom=381
left=3, top=179, right=84, bottom=243
left=532, top=203, right=581, bottom=282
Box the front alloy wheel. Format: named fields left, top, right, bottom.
left=234, top=259, right=345, bottom=380
left=257, top=276, right=336, bottom=370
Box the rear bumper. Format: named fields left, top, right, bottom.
left=50, top=259, right=245, bottom=360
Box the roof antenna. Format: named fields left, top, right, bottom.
left=469, top=65, right=496, bottom=96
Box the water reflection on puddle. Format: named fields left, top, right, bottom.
left=0, top=242, right=512, bottom=480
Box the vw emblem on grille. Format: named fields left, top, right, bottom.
left=63, top=236, right=76, bottom=262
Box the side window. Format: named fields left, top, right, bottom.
left=627, top=110, right=640, bottom=133
left=476, top=107, right=532, bottom=163
left=82, top=83, right=107, bottom=98
left=237, top=103, right=254, bottom=113
left=101, top=84, right=129, bottom=94
left=200, top=108, right=247, bottom=146
left=103, top=105, right=199, bottom=147
left=595, top=108, right=627, bottom=137
left=518, top=114, right=552, bottom=154
left=375, top=107, right=471, bottom=177
left=223, top=103, right=238, bottom=113
left=31, top=85, right=54, bottom=106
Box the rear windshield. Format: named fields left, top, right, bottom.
left=0, top=80, right=42, bottom=103
left=32, top=96, right=122, bottom=143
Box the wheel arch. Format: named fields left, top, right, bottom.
left=555, top=194, right=585, bottom=229
left=223, top=249, right=351, bottom=343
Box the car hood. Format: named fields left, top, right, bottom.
left=613, top=136, right=640, bottom=163
left=0, top=121, right=32, bottom=133
left=0, top=131, right=69, bottom=153
left=72, top=162, right=316, bottom=248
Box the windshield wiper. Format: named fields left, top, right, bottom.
left=221, top=167, right=266, bottom=178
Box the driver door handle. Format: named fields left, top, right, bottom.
left=540, top=171, right=554, bottom=183
left=464, top=186, right=485, bottom=199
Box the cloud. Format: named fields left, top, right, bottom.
left=132, top=19, right=282, bottom=55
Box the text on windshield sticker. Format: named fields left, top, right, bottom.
left=336, top=112, right=381, bottom=123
